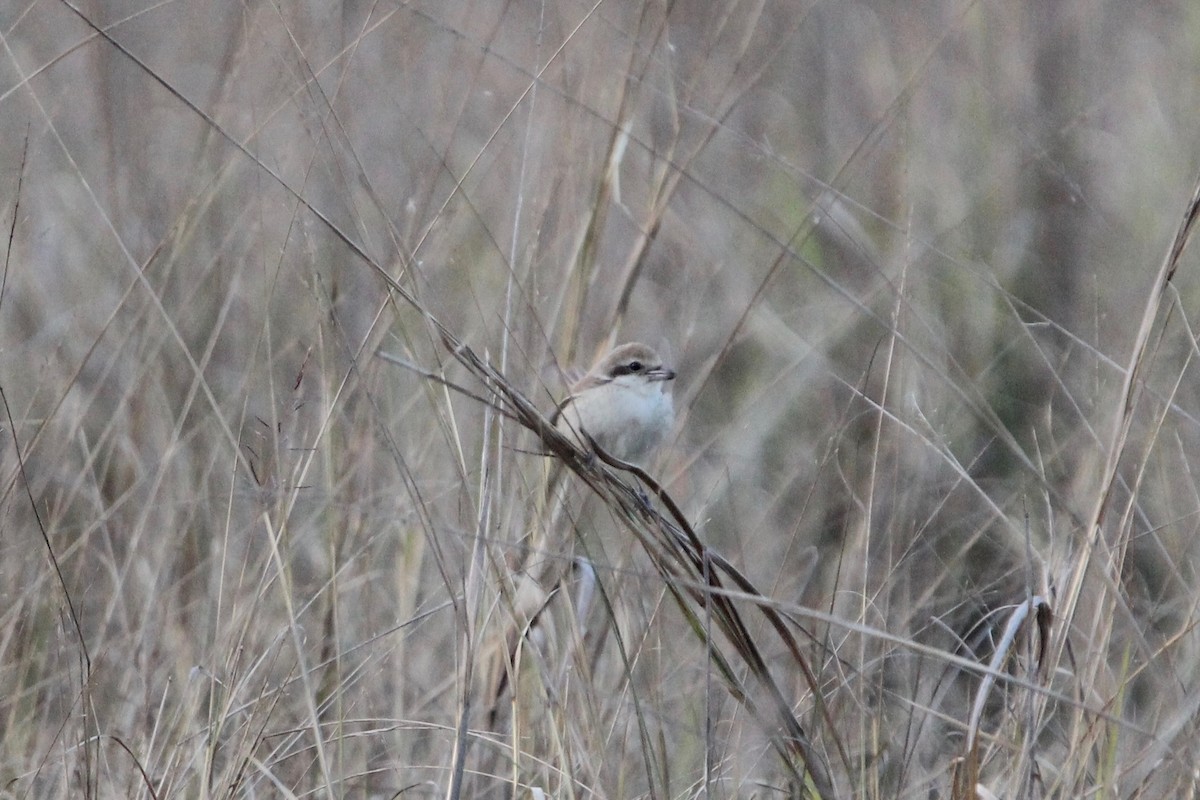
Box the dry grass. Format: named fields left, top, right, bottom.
left=3, top=1, right=1200, bottom=798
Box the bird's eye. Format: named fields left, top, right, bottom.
left=611, top=359, right=645, bottom=377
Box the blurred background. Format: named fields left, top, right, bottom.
left=2, top=1, right=1200, bottom=796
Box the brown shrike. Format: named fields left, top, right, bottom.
left=551, top=342, right=676, bottom=466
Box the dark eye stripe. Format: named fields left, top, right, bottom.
left=611, top=360, right=646, bottom=377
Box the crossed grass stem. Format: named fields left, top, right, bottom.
left=433, top=328, right=843, bottom=797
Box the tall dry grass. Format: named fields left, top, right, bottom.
left=3, top=1, right=1200, bottom=797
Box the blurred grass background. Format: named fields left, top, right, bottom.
left=3, top=0, right=1200, bottom=797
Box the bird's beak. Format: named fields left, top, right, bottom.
left=648, top=367, right=676, bottom=382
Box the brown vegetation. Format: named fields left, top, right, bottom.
left=2, top=2, right=1200, bottom=797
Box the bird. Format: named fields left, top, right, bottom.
left=551, top=342, right=676, bottom=467
left=485, top=342, right=677, bottom=729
